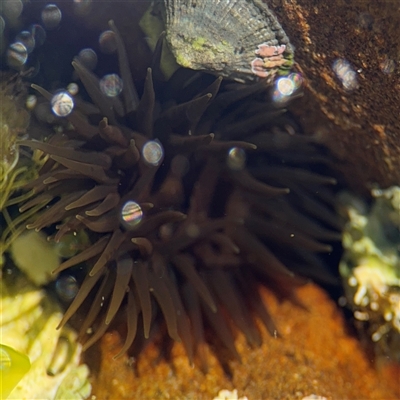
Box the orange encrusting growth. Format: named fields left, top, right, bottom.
left=89, top=283, right=398, bottom=400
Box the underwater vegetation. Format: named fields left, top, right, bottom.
left=0, top=270, right=91, bottom=399
left=15, top=12, right=341, bottom=372
left=0, top=74, right=39, bottom=263
left=0, top=344, right=31, bottom=399
left=339, top=186, right=400, bottom=362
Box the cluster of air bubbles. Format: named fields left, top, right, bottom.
left=120, top=201, right=143, bottom=229
left=142, top=140, right=164, bottom=167
left=51, top=91, right=74, bottom=117
left=15, top=30, right=35, bottom=53
left=41, top=4, right=62, bottom=30
left=77, top=48, right=98, bottom=71
left=55, top=275, right=79, bottom=303
left=99, top=30, right=117, bottom=54
left=227, top=147, right=246, bottom=171
left=272, top=72, right=303, bottom=103
left=332, top=59, right=359, bottom=91
left=100, top=73, right=123, bottom=97
left=3, top=2, right=47, bottom=71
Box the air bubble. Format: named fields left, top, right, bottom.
left=332, top=59, right=359, bottom=91
left=142, top=140, right=163, bottom=166
left=121, top=201, right=143, bottom=228
left=380, top=58, right=395, bottom=74
left=29, top=24, right=46, bottom=47
left=99, top=73, right=123, bottom=97
left=77, top=48, right=97, bottom=71
left=7, top=42, right=28, bottom=69
left=227, top=147, right=246, bottom=170
left=26, top=95, right=37, bottom=110
left=273, top=73, right=303, bottom=103
left=41, top=4, right=62, bottom=30
left=99, top=30, right=117, bottom=54
left=67, top=82, right=79, bottom=96
left=73, top=0, right=92, bottom=16
left=55, top=275, right=79, bottom=302
left=2, top=0, right=23, bottom=21
left=15, top=31, right=35, bottom=54
left=51, top=91, right=74, bottom=117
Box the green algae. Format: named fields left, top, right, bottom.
left=0, top=273, right=91, bottom=399
left=339, top=186, right=400, bottom=361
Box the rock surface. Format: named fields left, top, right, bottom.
left=88, top=284, right=398, bottom=399
left=273, top=0, right=400, bottom=192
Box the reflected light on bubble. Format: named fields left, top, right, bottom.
left=121, top=201, right=143, bottom=228
left=41, top=4, right=62, bottom=30
left=51, top=91, right=74, bottom=117
left=142, top=140, right=164, bottom=166
left=77, top=48, right=97, bottom=71
left=3, top=0, right=23, bottom=21
left=7, top=42, right=28, bottom=69
left=26, top=95, right=37, bottom=110
left=272, top=73, right=302, bottom=103
left=15, top=31, right=35, bottom=54
left=29, top=24, right=46, bottom=47
left=99, top=30, right=117, bottom=54
left=99, top=73, right=123, bottom=97
left=227, top=147, right=246, bottom=171
left=67, top=82, right=79, bottom=96
left=55, top=275, right=79, bottom=302
left=332, top=58, right=359, bottom=91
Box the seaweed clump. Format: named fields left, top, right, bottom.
left=0, top=74, right=39, bottom=263
left=339, top=186, right=400, bottom=362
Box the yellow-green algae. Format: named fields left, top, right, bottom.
left=0, top=75, right=40, bottom=263
left=339, top=186, right=400, bottom=361
left=0, top=272, right=91, bottom=399
left=0, top=344, right=31, bottom=399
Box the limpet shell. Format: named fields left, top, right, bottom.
left=159, top=0, right=294, bottom=82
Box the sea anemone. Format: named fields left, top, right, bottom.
left=19, top=21, right=340, bottom=371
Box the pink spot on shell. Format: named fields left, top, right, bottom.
left=251, top=58, right=269, bottom=78
left=255, top=43, right=286, bottom=58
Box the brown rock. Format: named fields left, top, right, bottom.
left=271, top=0, right=400, bottom=192
left=88, top=284, right=398, bottom=399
